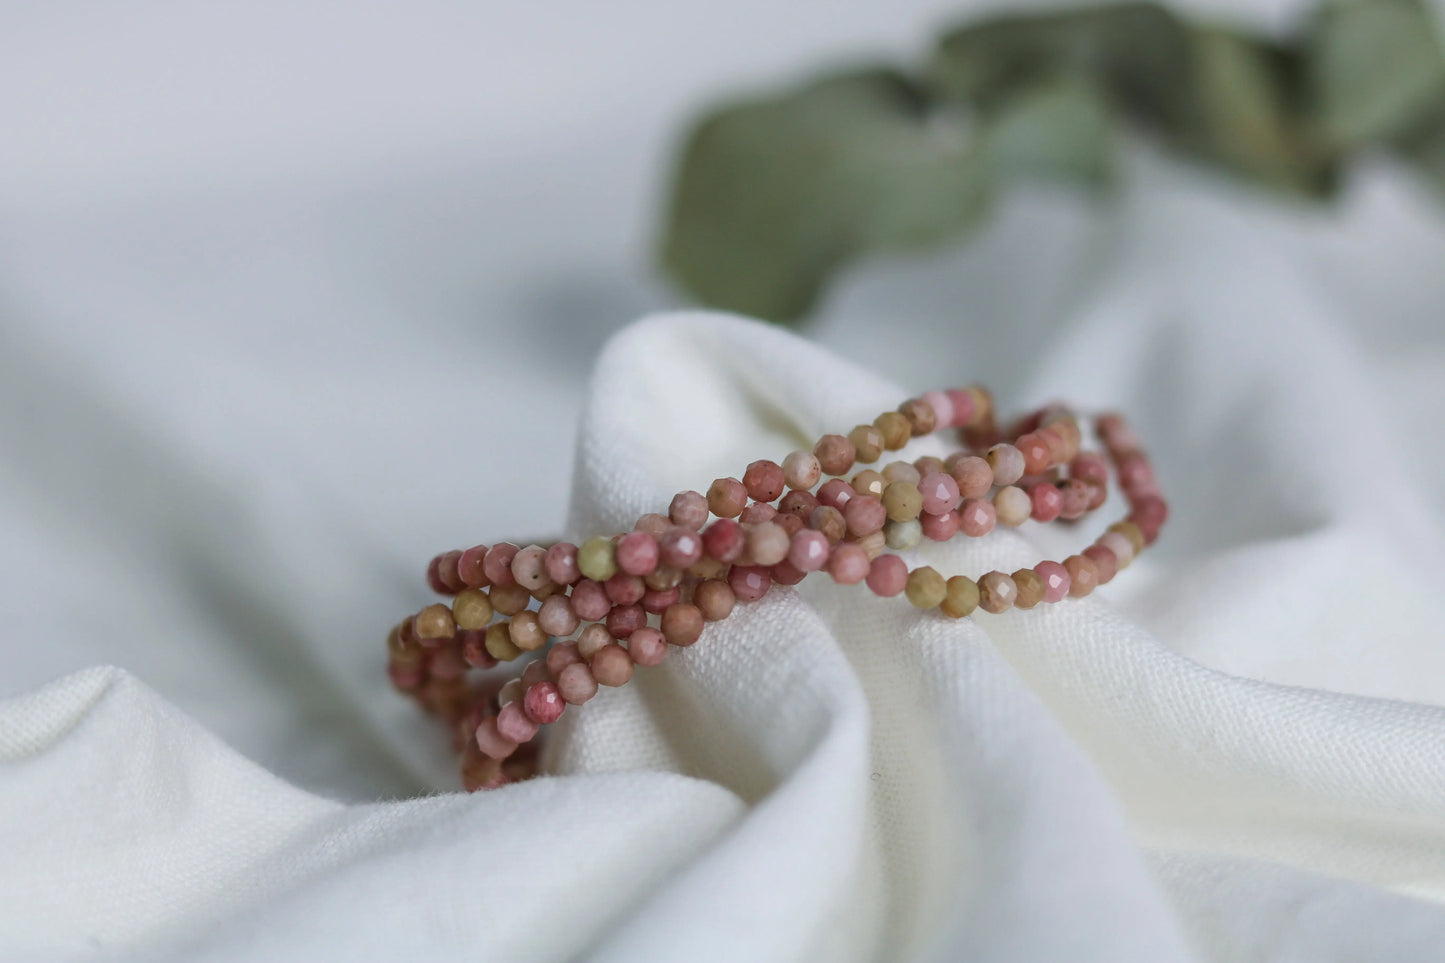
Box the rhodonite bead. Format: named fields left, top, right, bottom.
left=851, top=470, right=885, bottom=498
left=606, top=603, right=646, bottom=638
left=604, top=573, right=646, bottom=605
left=577, top=536, right=618, bottom=581
left=898, top=398, right=937, bottom=435
left=783, top=450, right=823, bottom=490
left=694, top=579, right=736, bottom=621
left=415, top=603, right=456, bottom=641
left=729, top=565, right=772, bottom=602
left=616, top=531, right=660, bottom=577
left=489, top=583, right=531, bottom=616
left=743, top=460, right=785, bottom=502
left=459, top=631, right=495, bottom=669
left=848, top=424, right=884, bottom=463
left=1097, top=531, right=1135, bottom=568
left=814, top=435, right=856, bottom=476
left=774, top=512, right=804, bottom=537
left=702, top=518, right=744, bottom=563
left=590, top=644, right=634, bottom=686
left=1063, top=555, right=1099, bottom=597
left=946, top=388, right=975, bottom=427
left=1070, top=452, right=1110, bottom=488
left=537, top=594, right=578, bottom=637
left=669, top=490, right=709, bottom=529
left=816, top=478, right=854, bottom=510
left=947, top=454, right=994, bottom=500
left=874, top=411, right=911, bottom=450
left=986, top=444, right=1026, bottom=486
left=475, top=717, right=519, bottom=760
left=545, top=641, right=582, bottom=676
left=1030, top=483, right=1063, bottom=522
left=866, top=554, right=909, bottom=597
left=543, top=542, right=580, bottom=586
left=511, top=545, right=552, bottom=593
left=452, top=589, right=494, bottom=631
left=496, top=702, right=539, bottom=743
left=642, top=586, right=681, bottom=614
left=426, top=554, right=450, bottom=594
left=557, top=662, right=598, bottom=705
left=959, top=499, right=996, bottom=537
left=918, top=471, right=961, bottom=515
left=523, top=682, right=566, bottom=725
left=1016, top=434, right=1052, bottom=475
left=571, top=579, right=610, bottom=621
left=978, top=571, right=1018, bottom=613
left=745, top=521, right=790, bottom=566
left=1082, top=544, right=1119, bottom=584
left=914, top=455, right=946, bottom=477
left=940, top=575, right=980, bottom=618
left=921, top=390, right=954, bottom=428
left=884, top=519, right=922, bottom=550
left=882, top=481, right=923, bottom=522
left=660, top=527, right=704, bottom=568
left=483, top=543, right=520, bottom=588
left=828, top=543, right=870, bottom=584
left=1108, top=520, right=1145, bottom=556
left=576, top=624, right=613, bottom=659
left=739, top=502, right=777, bottom=524
left=788, top=529, right=831, bottom=571
left=627, top=627, right=668, bottom=667
left=1058, top=479, right=1094, bottom=520
left=993, top=485, right=1032, bottom=527
left=770, top=560, right=807, bottom=585
left=919, top=509, right=959, bottom=541
left=1035, top=560, right=1071, bottom=603
left=457, top=546, right=490, bottom=589
left=707, top=477, right=748, bottom=518
left=1011, top=568, right=1045, bottom=609
left=844, top=496, right=887, bottom=537
left=437, top=551, right=465, bottom=594
left=883, top=461, right=922, bottom=487
left=662, top=603, right=705, bottom=646
left=1129, top=496, right=1168, bottom=545
left=778, top=489, right=820, bottom=519
left=905, top=566, right=947, bottom=609
left=810, top=505, right=847, bottom=543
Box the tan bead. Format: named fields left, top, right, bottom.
left=489, top=583, right=531, bottom=616
left=662, top=603, right=704, bottom=646
left=1064, top=555, right=1100, bottom=597
left=413, top=603, right=456, bottom=640
left=1011, top=568, right=1045, bottom=609
left=965, top=387, right=992, bottom=427
left=882, top=460, right=922, bottom=486
left=813, top=434, right=857, bottom=477
left=577, top=623, right=614, bottom=659
left=694, top=579, right=736, bottom=621
left=451, top=589, right=494, bottom=630
left=898, top=398, right=937, bottom=436
left=645, top=564, right=684, bottom=591
left=978, top=571, right=1018, bottom=613
left=851, top=470, right=885, bottom=498
left=939, top=576, right=980, bottom=618
left=590, top=644, right=634, bottom=687
left=994, top=485, right=1032, bottom=527
left=809, top=505, right=846, bottom=543
left=874, top=411, right=912, bottom=450
left=882, top=481, right=923, bottom=522
left=746, top=521, right=791, bottom=566
left=782, top=450, right=823, bottom=490
left=848, top=424, right=884, bottom=464
left=707, top=477, right=748, bottom=518
left=508, top=611, right=547, bottom=652
left=905, top=566, right=947, bottom=609
left=858, top=530, right=886, bottom=560
left=484, top=622, right=523, bottom=661
left=914, top=455, right=945, bottom=477
left=687, top=556, right=730, bottom=580
left=1108, top=520, right=1146, bottom=556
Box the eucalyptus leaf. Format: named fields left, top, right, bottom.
left=983, top=76, right=1115, bottom=188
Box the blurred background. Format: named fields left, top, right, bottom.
left=2, top=0, right=1443, bottom=801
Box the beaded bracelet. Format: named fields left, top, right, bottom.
left=386, top=387, right=1167, bottom=790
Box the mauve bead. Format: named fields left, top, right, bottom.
left=1063, top=555, right=1099, bottom=597
left=743, top=460, right=785, bottom=502
left=591, top=644, right=634, bottom=687
left=544, top=543, right=580, bottom=585
left=1070, top=452, right=1110, bottom=488
left=427, top=645, right=466, bottom=681
left=426, top=555, right=449, bottom=594
left=843, top=496, right=887, bottom=537
left=852, top=470, right=885, bottom=498
left=557, top=662, right=599, bottom=705
left=707, top=477, right=748, bottom=518
left=605, top=573, right=646, bottom=605
left=489, top=584, right=530, bottom=616
left=848, top=424, right=884, bottom=463
left=919, top=509, right=959, bottom=542
left=1097, top=531, right=1135, bottom=568
left=537, top=594, right=579, bottom=637
left=628, top=627, right=668, bottom=667
left=669, top=490, right=710, bottom=529
left=475, top=716, right=519, bottom=760
left=1083, top=545, right=1119, bottom=584
left=660, top=527, right=704, bottom=568
left=782, top=450, right=823, bottom=490
left=496, top=702, right=540, bottom=743
left=1130, top=496, right=1168, bottom=544
left=816, top=478, right=854, bottom=510
left=523, top=681, right=566, bottom=725
left=946, top=388, right=975, bottom=427
left=747, top=521, right=791, bottom=566
left=921, top=390, right=954, bottom=429
left=778, top=489, right=820, bottom=521
left=457, top=546, right=490, bottom=589
left=866, top=553, right=909, bottom=596
left=483, top=543, right=520, bottom=587
left=810, top=505, right=847, bottom=543
left=1058, top=479, right=1093, bottom=520
left=771, top=560, right=806, bottom=585
left=814, top=434, right=857, bottom=476
left=959, top=499, right=996, bottom=537
left=1017, top=434, right=1053, bottom=475
left=511, top=545, right=552, bottom=593
left=1035, top=560, right=1071, bottom=603
left=858, top=530, right=886, bottom=560
left=994, top=485, right=1032, bottom=527
left=662, top=603, right=704, bottom=646
left=459, top=630, right=495, bottom=670
left=546, top=641, right=583, bottom=676
left=918, top=471, right=961, bottom=515
left=899, top=398, right=937, bottom=436
left=577, top=623, right=613, bottom=658
left=828, top=543, right=870, bottom=584
left=606, top=603, right=647, bottom=638
left=438, top=551, right=465, bottom=593
left=774, top=512, right=804, bottom=538
left=788, top=529, right=831, bottom=571
left=616, top=531, right=661, bottom=577
left=702, top=518, right=745, bottom=562
left=986, top=444, right=1026, bottom=486
left=571, top=579, right=610, bottom=621
left=635, top=513, right=671, bottom=537
left=977, top=571, right=1018, bottom=614
left=695, top=579, right=736, bottom=621
left=729, top=565, right=772, bottom=602
left=738, top=501, right=777, bottom=525
left=1012, top=568, right=1045, bottom=609
left=948, top=454, right=994, bottom=500
left=642, top=585, right=681, bottom=614
left=1030, top=484, right=1064, bottom=522
left=1037, top=427, right=1068, bottom=466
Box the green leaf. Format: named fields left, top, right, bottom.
left=984, top=75, right=1115, bottom=188
left=659, top=70, right=992, bottom=323
left=1304, top=0, right=1445, bottom=146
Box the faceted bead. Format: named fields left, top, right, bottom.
left=1035, top=560, right=1071, bottom=603
left=866, top=554, right=909, bottom=597
left=977, top=571, right=1018, bottom=613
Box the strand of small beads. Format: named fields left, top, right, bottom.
left=385, top=388, right=1166, bottom=790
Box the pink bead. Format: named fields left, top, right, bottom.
left=1070, top=452, right=1110, bottom=488
left=866, top=553, right=909, bottom=596
left=948, top=455, right=994, bottom=499
left=543, top=542, right=580, bottom=585
left=778, top=490, right=820, bottom=520
left=1029, top=484, right=1063, bottom=522
left=946, top=388, right=974, bottom=427
left=606, top=603, right=646, bottom=638
left=605, top=573, right=646, bottom=605
left=1035, top=560, right=1071, bottom=603
left=746, top=521, right=791, bottom=566
left=545, top=641, right=583, bottom=676
left=959, top=499, right=996, bottom=537
left=787, top=529, right=830, bottom=572
left=816, top=478, right=855, bottom=510
left=919, top=509, right=959, bottom=542
left=457, top=546, right=490, bottom=588
left=918, top=471, right=961, bottom=515
left=642, top=586, right=682, bottom=614
left=669, top=490, right=710, bottom=529
left=771, top=560, right=807, bottom=585
left=702, top=518, right=745, bottom=562
left=729, top=565, right=772, bottom=602
left=743, top=460, right=785, bottom=502
left=828, top=543, right=870, bottom=584
left=1130, top=496, right=1168, bottom=545
left=986, top=444, right=1026, bottom=486
left=1083, top=544, right=1119, bottom=584
left=482, top=543, right=519, bottom=587
left=1117, top=453, right=1154, bottom=496
left=557, top=662, right=598, bottom=705
left=843, top=496, right=887, bottom=537
left=921, top=390, right=954, bottom=429
left=571, top=578, right=610, bottom=621
left=523, top=681, right=566, bottom=725
left=739, top=501, right=777, bottom=525
left=628, top=627, right=668, bottom=667
left=496, top=702, right=539, bottom=743
left=437, top=551, right=464, bottom=593
left=1098, top=531, right=1135, bottom=567
left=616, top=531, right=661, bottom=576
left=659, top=526, right=704, bottom=568
left=426, top=554, right=449, bottom=594
left=537, top=594, right=579, bottom=637
left=635, top=513, right=671, bottom=536
left=459, top=631, right=496, bottom=669
left=475, top=716, right=519, bottom=760
left=511, top=545, right=551, bottom=591
left=1058, top=479, right=1093, bottom=520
